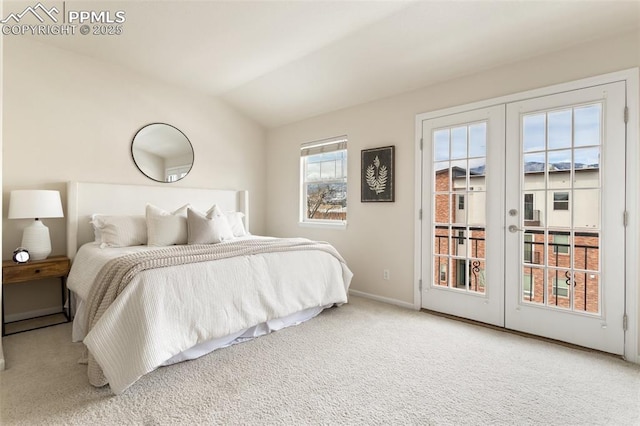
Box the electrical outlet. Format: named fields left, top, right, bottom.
left=383, top=269, right=390, bottom=280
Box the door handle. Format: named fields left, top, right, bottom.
left=508, top=225, right=523, bottom=233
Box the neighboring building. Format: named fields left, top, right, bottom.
left=433, top=165, right=600, bottom=313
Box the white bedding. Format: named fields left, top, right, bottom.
left=67, top=236, right=352, bottom=394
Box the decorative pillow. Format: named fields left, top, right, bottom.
left=187, top=208, right=234, bottom=244
left=206, top=204, right=225, bottom=218
left=146, top=204, right=190, bottom=246
left=225, top=211, right=248, bottom=237
left=90, top=214, right=147, bottom=248
left=206, top=205, right=248, bottom=237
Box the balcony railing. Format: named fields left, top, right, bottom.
left=434, top=226, right=599, bottom=311
left=434, top=226, right=485, bottom=292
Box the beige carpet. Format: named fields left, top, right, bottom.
left=1, top=296, right=639, bottom=425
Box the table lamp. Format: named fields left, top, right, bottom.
left=8, top=190, right=64, bottom=261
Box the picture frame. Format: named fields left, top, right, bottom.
left=361, top=145, right=395, bottom=202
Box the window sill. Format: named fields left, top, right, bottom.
left=299, top=221, right=347, bottom=230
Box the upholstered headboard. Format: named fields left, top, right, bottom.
left=66, top=181, right=249, bottom=259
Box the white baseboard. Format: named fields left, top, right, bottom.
left=5, top=306, right=63, bottom=323
left=348, top=289, right=418, bottom=310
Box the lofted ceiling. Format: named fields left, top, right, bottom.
left=11, top=0, right=640, bottom=128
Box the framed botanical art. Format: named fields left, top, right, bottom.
left=361, top=145, right=395, bottom=202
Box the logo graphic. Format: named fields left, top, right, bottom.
left=0, top=2, right=59, bottom=24
left=1, top=2, right=126, bottom=36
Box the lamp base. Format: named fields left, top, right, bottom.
left=21, top=219, right=52, bottom=261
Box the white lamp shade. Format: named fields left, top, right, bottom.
left=8, top=190, right=64, bottom=219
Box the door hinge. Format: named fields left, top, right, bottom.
left=419, top=279, right=423, bottom=291
left=624, top=106, right=629, bottom=124
left=624, top=211, right=629, bottom=227
left=623, top=314, right=628, bottom=331
left=419, top=209, right=423, bottom=220
left=420, top=138, right=424, bottom=150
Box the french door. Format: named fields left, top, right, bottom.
left=421, top=105, right=506, bottom=327
left=421, top=82, right=627, bottom=354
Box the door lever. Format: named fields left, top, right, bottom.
left=508, top=225, right=523, bottom=233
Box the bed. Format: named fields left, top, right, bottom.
left=65, top=182, right=352, bottom=394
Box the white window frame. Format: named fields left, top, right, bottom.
left=299, top=136, right=348, bottom=229
left=553, top=191, right=569, bottom=211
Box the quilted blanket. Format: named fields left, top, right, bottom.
left=81, top=237, right=352, bottom=393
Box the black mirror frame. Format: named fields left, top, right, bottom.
left=131, top=123, right=194, bottom=183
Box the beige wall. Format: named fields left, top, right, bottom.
left=265, top=30, right=640, bottom=335
left=2, top=37, right=267, bottom=318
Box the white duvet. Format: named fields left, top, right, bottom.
left=67, top=237, right=352, bottom=394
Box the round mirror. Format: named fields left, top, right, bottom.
left=131, top=123, right=194, bottom=183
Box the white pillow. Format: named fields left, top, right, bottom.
left=146, top=204, right=190, bottom=246
left=90, top=214, right=147, bottom=248
left=225, top=211, right=248, bottom=237
left=187, top=208, right=234, bottom=244
left=206, top=205, right=248, bottom=237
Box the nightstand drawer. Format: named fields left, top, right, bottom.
left=2, top=257, right=70, bottom=284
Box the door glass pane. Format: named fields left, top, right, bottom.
left=523, top=153, right=545, bottom=190
left=467, top=192, right=486, bottom=226
left=574, top=232, right=599, bottom=272
left=548, top=150, right=572, bottom=189
left=451, top=126, right=467, bottom=159
left=469, top=259, right=485, bottom=294
left=522, top=266, right=544, bottom=305
left=523, top=114, right=546, bottom=152
left=574, top=104, right=601, bottom=147
left=434, top=194, right=450, bottom=224
left=548, top=109, right=572, bottom=150
left=469, top=123, right=487, bottom=157
left=573, top=272, right=599, bottom=314
left=574, top=148, right=600, bottom=189
left=547, top=269, right=572, bottom=310
left=434, top=129, right=450, bottom=161
left=469, top=228, right=486, bottom=294
left=434, top=162, right=450, bottom=191
left=524, top=191, right=545, bottom=227
left=451, top=160, right=468, bottom=190
left=434, top=256, right=449, bottom=287
left=434, top=226, right=450, bottom=255
left=432, top=121, right=488, bottom=293
left=573, top=189, right=600, bottom=229
left=521, top=103, right=602, bottom=314
left=453, top=192, right=467, bottom=225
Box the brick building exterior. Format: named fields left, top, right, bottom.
left=432, top=167, right=600, bottom=313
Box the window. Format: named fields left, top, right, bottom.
left=458, top=194, right=465, bottom=210
left=524, top=234, right=533, bottom=263
left=300, top=136, right=347, bottom=225
left=553, top=234, right=570, bottom=254
left=553, top=192, right=569, bottom=210
left=456, top=259, right=466, bottom=288
left=165, top=165, right=190, bottom=182
left=523, top=274, right=533, bottom=299
left=524, top=193, right=534, bottom=220
left=457, top=230, right=465, bottom=245
left=553, top=277, right=569, bottom=297
left=439, top=263, right=447, bottom=282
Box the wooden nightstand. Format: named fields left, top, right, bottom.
left=2, top=255, right=71, bottom=336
